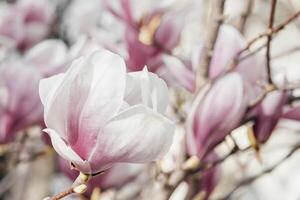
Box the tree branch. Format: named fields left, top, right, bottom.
left=219, top=142, right=300, bottom=200
left=196, top=0, right=226, bottom=89
left=266, top=0, right=277, bottom=84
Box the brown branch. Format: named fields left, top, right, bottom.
left=46, top=173, right=89, bottom=200
left=219, top=142, right=300, bottom=200
left=196, top=0, right=226, bottom=89
left=266, top=0, right=277, bottom=84
left=237, top=9, right=300, bottom=57
left=50, top=187, right=75, bottom=200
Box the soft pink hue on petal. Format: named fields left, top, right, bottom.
left=44, top=128, right=91, bottom=173
left=162, top=55, right=195, bottom=92
left=125, top=67, right=169, bottom=114
left=282, top=104, right=300, bottom=121
left=192, top=73, right=248, bottom=158
left=155, top=14, right=183, bottom=50
left=71, top=51, right=126, bottom=158
left=253, top=91, right=287, bottom=143
left=209, top=25, right=245, bottom=79
left=88, top=105, right=174, bottom=172
left=40, top=50, right=174, bottom=173
left=41, top=50, right=126, bottom=160
left=24, top=39, right=68, bottom=75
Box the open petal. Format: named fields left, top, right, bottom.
left=44, top=128, right=91, bottom=173
left=39, top=73, right=65, bottom=106
left=88, top=105, right=174, bottom=173
left=125, top=67, right=169, bottom=113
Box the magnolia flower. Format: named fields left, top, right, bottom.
left=0, top=0, right=54, bottom=51
left=39, top=50, right=174, bottom=174
left=107, top=0, right=184, bottom=72
left=0, top=61, right=43, bottom=143
left=252, top=91, right=287, bottom=143
left=187, top=73, right=248, bottom=158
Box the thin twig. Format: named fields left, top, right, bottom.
left=266, top=0, right=277, bottom=84
left=196, top=0, right=226, bottom=89
left=237, top=9, right=300, bottom=57
left=219, top=142, right=300, bottom=200
left=50, top=187, right=74, bottom=200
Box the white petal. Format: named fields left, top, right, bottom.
left=88, top=105, right=174, bottom=172
left=125, top=67, right=169, bottom=114
left=39, top=73, right=65, bottom=106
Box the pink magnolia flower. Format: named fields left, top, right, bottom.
left=252, top=91, right=287, bottom=143
left=58, top=158, right=142, bottom=196
left=0, top=0, right=54, bottom=51
left=187, top=73, right=248, bottom=158
left=39, top=50, right=174, bottom=174
left=107, top=0, right=183, bottom=72
left=0, top=61, right=43, bottom=143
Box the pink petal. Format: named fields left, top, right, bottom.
left=44, top=128, right=91, bottom=173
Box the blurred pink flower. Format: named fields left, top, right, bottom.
left=0, top=0, right=54, bottom=51
left=107, top=0, right=183, bottom=72
left=187, top=73, right=248, bottom=158
left=39, top=50, right=174, bottom=174
left=24, top=39, right=68, bottom=76
left=0, top=61, right=43, bottom=143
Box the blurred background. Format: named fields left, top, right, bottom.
left=1, top=0, right=300, bottom=200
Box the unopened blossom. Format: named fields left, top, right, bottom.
left=39, top=50, right=174, bottom=174
left=252, top=91, right=288, bottom=143
left=0, top=0, right=54, bottom=51
left=187, top=73, right=248, bottom=158
left=0, top=61, right=43, bottom=143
